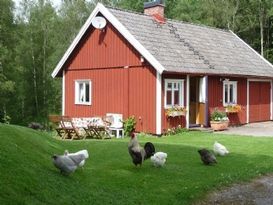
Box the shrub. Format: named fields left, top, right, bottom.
left=123, top=116, right=136, bottom=137
left=0, top=109, right=11, bottom=124
left=165, top=125, right=188, bottom=135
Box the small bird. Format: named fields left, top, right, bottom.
left=151, top=152, right=167, bottom=167
left=128, top=132, right=155, bottom=166
left=198, top=148, right=217, bottom=165
left=52, top=153, right=85, bottom=174
left=213, top=141, right=229, bottom=156
left=64, top=149, right=89, bottom=167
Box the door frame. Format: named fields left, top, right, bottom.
left=187, top=75, right=208, bottom=128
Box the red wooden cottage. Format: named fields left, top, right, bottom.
left=52, top=0, right=273, bottom=135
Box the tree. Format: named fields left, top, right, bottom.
left=0, top=0, right=16, bottom=123
left=15, top=0, right=61, bottom=123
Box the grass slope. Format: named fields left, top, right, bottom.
left=1, top=124, right=273, bottom=205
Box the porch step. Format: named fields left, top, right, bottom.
left=189, top=127, right=213, bottom=133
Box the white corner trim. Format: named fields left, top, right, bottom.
left=51, top=3, right=165, bottom=78
left=156, top=72, right=162, bottom=135
left=271, top=80, right=273, bottom=120
left=62, top=70, right=65, bottom=115
left=230, top=30, right=273, bottom=69
left=246, top=79, right=249, bottom=123
left=186, top=75, right=190, bottom=129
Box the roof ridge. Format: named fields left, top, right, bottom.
left=166, top=18, right=230, bottom=33
left=106, top=6, right=148, bottom=17
left=107, top=6, right=230, bottom=33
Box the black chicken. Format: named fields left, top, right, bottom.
left=198, top=148, right=217, bottom=165
left=128, top=133, right=155, bottom=166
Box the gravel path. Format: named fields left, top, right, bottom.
left=195, top=175, right=273, bottom=205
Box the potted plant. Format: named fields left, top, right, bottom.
left=210, top=108, right=229, bottom=131
left=225, top=104, right=242, bottom=113
left=165, top=106, right=187, bottom=117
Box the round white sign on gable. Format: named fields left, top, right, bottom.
left=91, top=16, right=107, bottom=30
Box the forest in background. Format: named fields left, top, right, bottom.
left=1, top=0, right=273, bottom=126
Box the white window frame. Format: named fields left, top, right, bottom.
left=75, top=80, right=92, bottom=105
left=223, top=80, right=237, bottom=106
left=164, top=79, right=184, bottom=108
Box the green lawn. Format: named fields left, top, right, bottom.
left=1, top=124, right=273, bottom=205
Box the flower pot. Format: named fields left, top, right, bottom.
left=210, top=120, right=229, bottom=131
left=167, top=111, right=186, bottom=117
left=225, top=105, right=242, bottom=113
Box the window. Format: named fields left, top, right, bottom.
left=223, top=81, right=237, bottom=106
left=164, top=79, right=184, bottom=108
left=75, top=80, right=91, bottom=105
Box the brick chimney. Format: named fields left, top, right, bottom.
left=144, top=0, right=165, bottom=23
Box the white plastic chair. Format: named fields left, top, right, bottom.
left=106, top=113, right=124, bottom=138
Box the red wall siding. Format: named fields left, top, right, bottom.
left=65, top=69, right=128, bottom=117
left=208, top=76, right=247, bottom=125
left=161, top=73, right=187, bottom=132
left=66, top=22, right=140, bottom=70
left=249, top=82, right=271, bottom=122
left=128, top=66, right=156, bottom=133
left=63, top=20, right=157, bottom=133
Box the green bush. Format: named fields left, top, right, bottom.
left=0, top=110, right=11, bottom=124
left=123, top=116, right=136, bottom=137
left=165, top=125, right=188, bottom=136
left=210, top=108, right=228, bottom=121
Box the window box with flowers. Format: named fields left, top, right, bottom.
left=165, top=106, right=187, bottom=117
left=210, top=109, right=229, bottom=131
left=225, top=104, right=242, bottom=113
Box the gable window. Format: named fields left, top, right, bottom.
left=75, top=80, right=91, bottom=105
left=164, top=79, right=184, bottom=108
left=223, top=80, right=237, bottom=106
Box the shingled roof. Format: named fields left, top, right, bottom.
left=109, top=7, right=273, bottom=78
left=51, top=3, right=273, bottom=78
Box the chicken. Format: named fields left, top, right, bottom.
left=64, top=149, right=89, bottom=167
left=52, top=153, right=85, bottom=174
left=198, top=148, right=217, bottom=165
left=213, top=141, right=229, bottom=156
left=151, top=152, right=167, bottom=167
left=128, top=133, right=155, bottom=166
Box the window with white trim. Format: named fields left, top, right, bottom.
left=223, top=81, right=237, bottom=106
left=164, top=79, right=184, bottom=108
left=75, top=80, right=91, bottom=105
